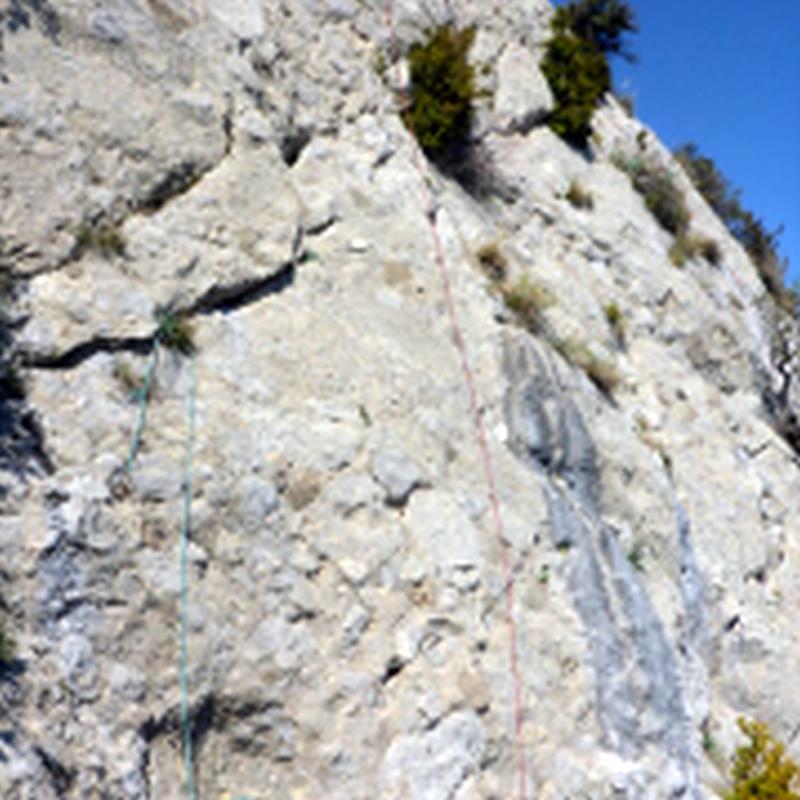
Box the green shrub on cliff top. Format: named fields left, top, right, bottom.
left=676, top=143, right=793, bottom=312
left=553, top=0, right=638, bottom=61
left=542, top=0, right=637, bottom=148
left=541, top=25, right=610, bottom=148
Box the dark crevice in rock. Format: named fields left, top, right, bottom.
left=380, top=655, right=405, bottom=685
left=723, top=615, right=740, bottom=633
left=136, top=161, right=208, bottom=214
left=305, top=216, right=337, bottom=237
left=33, top=745, right=75, bottom=796
left=3, top=0, right=60, bottom=43
left=191, top=260, right=295, bottom=315
left=761, top=318, right=800, bottom=457
left=19, top=259, right=296, bottom=372
left=141, top=695, right=211, bottom=745
left=1, top=272, right=54, bottom=478
left=21, top=335, right=153, bottom=370
left=191, top=693, right=216, bottom=750
left=0, top=655, right=25, bottom=682
left=675, top=503, right=710, bottom=667
left=279, top=128, right=311, bottom=167
left=0, top=403, right=54, bottom=478
left=140, top=710, right=175, bottom=743
left=222, top=107, right=234, bottom=156
left=141, top=693, right=290, bottom=764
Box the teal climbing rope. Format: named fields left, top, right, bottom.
left=179, top=351, right=198, bottom=800
left=125, top=343, right=159, bottom=472
left=122, top=336, right=201, bottom=796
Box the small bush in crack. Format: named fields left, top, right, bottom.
left=669, top=233, right=721, bottom=268
left=565, top=179, right=595, bottom=210
left=637, top=169, right=689, bottom=235
left=155, top=310, right=195, bottom=355
left=626, top=540, right=645, bottom=572
left=699, top=237, right=722, bottom=265
left=554, top=336, right=621, bottom=395
left=112, top=359, right=144, bottom=402
left=74, top=219, right=126, bottom=258
left=475, top=241, right=509, bottom=284
left=604, top=301, right=626, bottom=346
left=406, top=25, right=484, bottom=160
left=725, top=717, right=800, bottom=800
left=0, top=273, right=24, bottom=402
left=612, top=153, right=689, bottom=235
left=502, top=277, right=555, bottom=333
left=702, top=727, right=718, bottom=756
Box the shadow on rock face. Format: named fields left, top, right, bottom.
left=502, top=331, right=704, bottom=798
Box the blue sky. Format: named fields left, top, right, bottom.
left=555, top=0, right=800, bottom=283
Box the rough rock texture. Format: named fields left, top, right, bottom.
left=1, top=1, right=799, bottom=798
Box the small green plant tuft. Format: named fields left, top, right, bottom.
left=669, top=234, right=696, bottom=267
left=554, top=336, right=621, bottom=395
left=297, top=248, right=320, bottom=265
left=627, top=540, right=645, bottom=572
left=502, top=277, right=555, bottom=333
left=669, top=233, right=722, bottom=267
left=372, top=48, right=388, bottom=79
left=538, top=564, right=550, bottom=585
left=155, top=310, right=195, bottom=355
left=358, top=404, right=372, bottom=427
left=565, top=180, right=595, bottom=210
left=475, top=242, right=509, bottom=284
left=725, top=717, right=800, bottom=800
left=604, top=301, right=626, bottom=346
left=113, top=359, right=144, bottom=401
left=702, top=728, right=717, bottom=756
left=74, top=219, right=126, bottom=258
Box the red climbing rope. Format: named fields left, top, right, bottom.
left=384, top=4, right=529, bottom=797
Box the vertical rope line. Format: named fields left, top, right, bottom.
left=179, top=352, right=197, bottom=800
left=384, top=4, right=528, bottom=797
left=126, top=342, right=159, bottom=472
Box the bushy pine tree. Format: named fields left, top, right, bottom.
left=553, top=0, right=638, bottom=60
left=542, top=0, right=636, bottom=148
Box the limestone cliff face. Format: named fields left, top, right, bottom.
left=1, top=1, right=799, bottom=798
